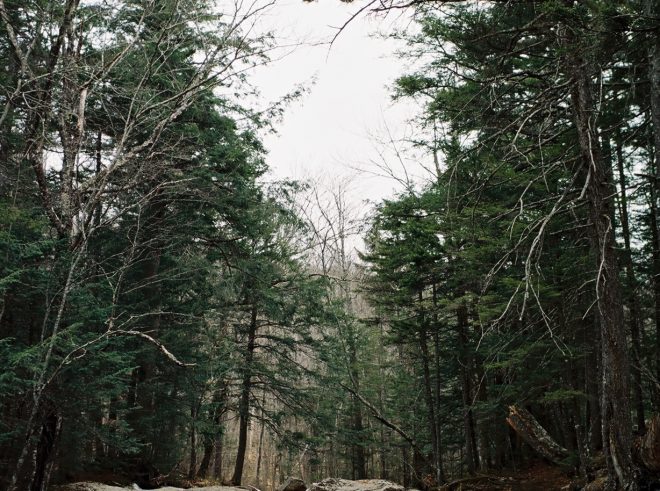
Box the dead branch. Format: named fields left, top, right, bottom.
left=111, top=330, right=195, bottom=367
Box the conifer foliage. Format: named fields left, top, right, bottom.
left=0, top=1, right=329, bottom=489
left=354, top=1, right=660, bottom=489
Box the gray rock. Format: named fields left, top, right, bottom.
left=308, top=478, right=404, bottom=491
left=277, top=477, right=307, bottom=491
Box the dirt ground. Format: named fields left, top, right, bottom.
left=439, top=462, right=572, bottom=490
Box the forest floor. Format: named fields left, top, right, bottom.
left=53, top=483, right=245, bottom=491
left=502, top=462, right=572, bottom=490
left=440, top=462, right=572, bottom=490
left=53, top=464, right=573, bottom=491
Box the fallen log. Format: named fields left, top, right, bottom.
left=507, top=406, right=660, bottom=489
left=439, top=474, right=515, bottom=491
left=637, top=414, right=660, bottom=472
left=506, top=405, right=570, bottom=465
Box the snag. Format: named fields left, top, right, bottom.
left=506, top=405, right=570, bottom=465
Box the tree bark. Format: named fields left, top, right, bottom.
left=431, top=284, right=445, bottom=483
left=29, top=407, right=62, bottom=491
left=457, top=302, right=478, bottom=475
left=586, top=314, right=603, bottom=453
left=231, top=305, right=258, bottom=485
left=213, top=431, right=223, bottom=481
left=255, top=392, right=267, bottom=487
left=189, top=402, right=198, bottom=479
left=198, top=390, right=226, bottom=479
left=564, top=25, right=637, bottom=488
left=197, top=440, right=213, bottom=479
left=614, top=136, right=645, bottom=433
left=506, top=405, right=569, bottom=465
left=646, top=0, right=660, bottom=414
left=418, top=324, right=441, bottom=482
left=636, top=415, right=660, bottom=472
left=349, top=327, right=366, bottom=480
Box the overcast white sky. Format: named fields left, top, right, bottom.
left=248, top=0, right=428, bottom=206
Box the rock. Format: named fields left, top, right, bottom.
left=308, top=478, right=404, bottom=491
left=278, top=477, right=307, bottom=491
left=582, top=476, right=608, bottom=491
left=52, top=483, right=250, bottom=491
left=561, top=479, right=586, bottom=491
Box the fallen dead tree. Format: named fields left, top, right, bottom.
left=506, top=406, right=660, bottom=489
left=506, top=405, right=570, bottom=465
left=637, top=414, right=660, bottom=472
left=439, top=475, right=515, bottom=491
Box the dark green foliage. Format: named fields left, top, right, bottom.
left=0, top=1, right=332, bottom=489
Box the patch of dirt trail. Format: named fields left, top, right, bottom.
left=440, top=462, right=571, bottom=490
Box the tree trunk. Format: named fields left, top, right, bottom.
left=29, top=408, right=62, bottom=491
left=198, top=390, right=226, bottom=479
left=378, top=318, right=389, bottom=480
left=586, top=314, right=603, bottom=453
left=189, top=403, right=198, bottom=479
left=418, top=324, right=441, bottom=482
left=416, top=289, right=443, bottom=484
left=564, top=28, right=637, bottom=488
left=456, top=302, right=478, bottom=474
left=651, top=179, right=660, bottom=410
left=614, top=136, right=645, bottom=433
left=231, top=305, right=258, bottom=485
left=506, top=406, right=569, bottom=465
left=213, top=431, right=223, bottom=481
left=348, top=322, right=366, bottom=480
left=401, top=446, right=410, bottom=488
left=431, top=284, right=445, bottom=483
left=197, top=440, right=213, bottom=479
left=637, top=415, right=660, bottom=472
left=211, top=388, right=227, bottom=480
left=647, top=0, right=660, bottom=414
left=255, top=392, right=267, bottom=487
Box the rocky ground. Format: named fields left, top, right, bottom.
left=53, top=478, right=409, bottom=491
left=309, top=479, right=405, bottom=491
left=53, top=468, right=575, bottom=491
left=53, top=483, right=249, bottom=491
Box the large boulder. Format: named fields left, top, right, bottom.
left=277, top=477, right=307, bottom=491
left=308, top=478, right=404, bottom=491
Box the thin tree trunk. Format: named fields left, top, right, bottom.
left=213, top=431, right=223, bottom=481
left=255, top=391, right=267, bottom=487
left=431, top=284, right=445, bottom=483
left=418, top=325, right=440, bottom=480
left=401, top=446, right=410, bottom=488
left=199, top=390, right=226, bottom=478
left=198, top=441, right=213, bottom=479
left=189, top=403, right=198, bottom=479
left=378, top=318, right=388, bottom=480
left=457, top=302, right=478, bottom=475
left=29, top=407, right=61, bottom=491
left=349, top=324, right=366, bottom=480
left=212, top=388, right=227, bottom=480
left=614, top=136, right=645, bottom=433
left=587, top=314, right=603, bottom=453
left=231, top=305, right=258, bottom=485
